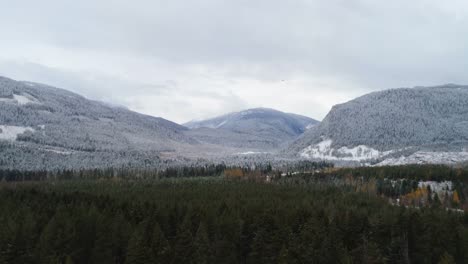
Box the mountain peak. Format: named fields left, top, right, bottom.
left=184, top=107, right=319, bottom=151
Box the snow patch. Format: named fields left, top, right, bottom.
left=237, top=151, right=269, bottom=155
left=41, top=148, right=72, bottom=155
left=300, top=139, right=393, bottom=161
left=305, top=123, right=317, bottom=130
left=418, top=181, right=453, bottom=195
left=215, top=120, right=227, bottom=128
left=240, top=110, right=255, bottom=116
left=0, top=93, right=41, bottom=105
left=0, top=125, right=35, bottom=141
left=13, top=94, right=35, bottom=105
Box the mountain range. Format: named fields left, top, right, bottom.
left=1, top=75, right=468, bottom=169
left=0, top=76, right=316, bottom=169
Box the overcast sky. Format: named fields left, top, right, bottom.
left=1, top=0, right=468, bottom=123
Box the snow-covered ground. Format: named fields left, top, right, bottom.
left=0, top=93, right=41, bottom=105
left=40, top=147, right=72, bottom=155
left=215, top=120, right=227, bottom=128
left=24, top=82, right=36, bottom=87
left=300, top=139, right=393, bottom=161
left=237, top=151, right=269, bottom=155
left=0, top=125, right=35, bottom=141
left=300, top=139, right=468, bottom=165
left=377, top=151, right=468, bottom=166
left=14, top=94, right=36, bottom=105
left=418, top=181, right=453, bottom=195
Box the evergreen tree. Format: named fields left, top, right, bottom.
left=37, top=209, right=75, bottom=264
left=151, top=222, right=171, bottom=263
left=125, top=222, right=153, bottom=264
left=277, top=244, right=290, bottom=264
left=172, top=216, right=194, bottom=263
left=193, top=222, right=212, bottom=264
left=90, top=214, right=114, bottom=264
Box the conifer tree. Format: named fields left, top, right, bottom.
left=173, top=216, right=194, bottom=263
left=151, top=222, right=171, bottom=263
left=125, top=222, right=152, bottom=264
left=193, top=222, right=212, bottom=264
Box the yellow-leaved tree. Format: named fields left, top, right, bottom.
left=453, top=190, right=460, bottom=204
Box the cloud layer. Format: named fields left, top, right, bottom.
left=1, top=0, right=468, bottom=123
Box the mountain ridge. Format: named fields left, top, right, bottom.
left=3, top=75, right=468, bottom=168
left=288, top=84, right=468, bottom=165
left=0, top=76, right=318, bottom=169
left=184, top=107, right=319, bottom=151
left=0, top=76, right=206, bottom=169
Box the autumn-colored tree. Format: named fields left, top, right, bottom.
left=453, top=190, right=460, bottom=205
left=224, top=169, right=243, bottom=179
left=401, top=187, right=428, bottom=206
left=438, top=251, right=456, bottom=264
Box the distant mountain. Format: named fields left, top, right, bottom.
left=184, top=108, right=318, bottom=151
left=0, top=76, right=211, bottom=170
left=288, top=84, right=468, bottom=165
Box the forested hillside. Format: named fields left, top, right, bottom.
left=290, top=85, right=468, bottom=164
left=0, top=76, right=228, bottom=170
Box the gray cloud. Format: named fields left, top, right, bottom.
left=1, top=0, right=468, bottom=122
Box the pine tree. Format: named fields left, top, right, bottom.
left=90, top=215, right=114, bottom=264
left=193, top=222, right=212, bottom=264
left=151, top=222, right=171, bottom=263
left=65, top=255, right=74, bottom=264
left=277, top=244, right=290, bottom=264
left=125, top=222, right=152, bottom=264
left=37, top=209, right=75, bottom=264
left=173, top=216, right=194, bottom=263
left=247, top=215, right=282, bottom=264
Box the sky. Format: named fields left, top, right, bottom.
left=1, top=0, right=468, bottom=123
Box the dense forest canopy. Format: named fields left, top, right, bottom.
left=1, top=164, right=468, bottom=263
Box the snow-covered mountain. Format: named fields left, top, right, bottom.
left=184, top=108, right=318, bottom=150
left=4, top=75, right=467, bottom=169
left=0, top=76, right=318, bottom=169
left=0, top=76, right=218, bottom=170
left=288, top=84, right=468, bottom=165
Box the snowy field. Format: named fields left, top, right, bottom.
left=0, top=125, right=35, bottom=141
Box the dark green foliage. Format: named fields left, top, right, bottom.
left=126, top=221, right=153, bottom=264
left=324, top=165, right=468, bottom=182
left=0, top=176, right=467, bottom=263
left=193, top=222, right=211, bottom=264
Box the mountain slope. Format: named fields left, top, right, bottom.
left=288, top=84, right=468, bottom=164
left=184, top=108, right=318, bottom=151
left=0, top=76, right=207, bottom=169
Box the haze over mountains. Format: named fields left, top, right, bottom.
left=1, top=75, right=468, bottom=169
